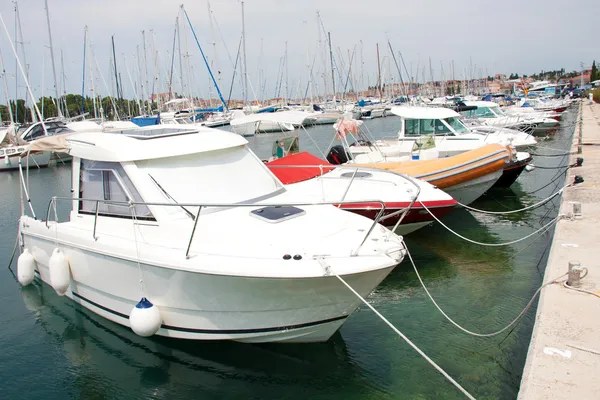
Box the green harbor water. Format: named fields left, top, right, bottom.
left=0, top=111, right=576, bottom=399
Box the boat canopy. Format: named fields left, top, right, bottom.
left=30, top=128, right=248, bottom=162
left=390, top=106, right=460, bottom=119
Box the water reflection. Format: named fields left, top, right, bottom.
left=20, top=282, right=364, bottom=399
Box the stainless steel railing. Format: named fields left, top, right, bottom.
left=45, top=196, right=391, bottom=258
left=264, top=162, right=422, bottom=236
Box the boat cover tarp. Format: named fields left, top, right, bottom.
left=266, top=152, right=334, bottom=184
left=27, top=134, right=72, bottom=153
left=131, top=116, right=160, bottom=127
left=333, top=119, right=361, bottom=139
left=0, top=124, right=27, bottom=147
left=194, top=106, right=224, bottom=113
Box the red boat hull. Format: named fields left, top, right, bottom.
left=266, top=153, right=457, bottom=234
left=339, top=200, right=456, bottom=233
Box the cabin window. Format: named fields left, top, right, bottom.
left=79, top=160, right=153, bottom=220
left=22, top=125, right=47, bottom=142
left=468, top=107, right=497, bottom=118
left=405, top=119, right=451, bottom=136
left=404, top=119, right=420, bottom=135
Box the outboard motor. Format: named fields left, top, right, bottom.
left=326, top=145, right=349, bottom=165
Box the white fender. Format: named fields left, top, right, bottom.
left=17, top=248, right=35, bottom=286
left=129, top=298, right=162, bottom=337
left=4, top=155, right=10, bottom=166
left=49, top=248, right=71, bottom=296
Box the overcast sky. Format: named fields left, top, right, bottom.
left=0, top=0, right=598, bottom=104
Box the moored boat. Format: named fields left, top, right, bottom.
left=267, top=151, right=457, bottom=235
left=18, top=127, right=406, bottom=343
left=351, top=144, right=511, bottom=205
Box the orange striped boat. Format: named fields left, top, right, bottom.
left=355, top=144, right=510, bottom=205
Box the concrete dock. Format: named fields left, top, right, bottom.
left=518, top=102, right=600, bottom=399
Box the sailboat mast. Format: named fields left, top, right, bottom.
left=13, top=4, right=18, bottom=123
left=328, top=32, right=335, bottom=98
left=81, top=26, right=87, bottom=115
left=316, top=11, right=327, bottom=100
left=87, top=35, right=98, bottom=119
left=241, top=1, right=249, bottom=107
left=0, top=46, right=15, bottom=123
left=15, top=2, right=35, bottom=122
left=376, top=43, right=382, bottom=102
left=285, top=41, right=289, bottom=103
left=60, top=49, right=69, bottom=117
left=182, top=7, right=229, bottom=112
left=168, top=18, right=177, bottom=101
left=135, top=45, right=144, bottom=114
left=44, top=0, right=62, bottom=118
left=208, top=1, right=221, bottom=102
left=142, top=30, right=149, bottom=113
left=176, top=17, right=184, bottom=101
left=303, top=20, right=312, bottom=104
left=181, top=8, right=193, bottom=106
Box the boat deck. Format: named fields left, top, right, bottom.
left=518, top=102, right=600, bottom=399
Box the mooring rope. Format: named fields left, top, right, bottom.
left=332, top=270, right=477, bottom=400
left=420, top=200, right=563, bottom=247
left=404, top=245, right=568, bottom=337
left=457, top=185, right=569, bottom=215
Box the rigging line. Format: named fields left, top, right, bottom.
left=209, top=6, right=235, bottom=68
left=147, top=174, right=195, bottom=220
left=182, top=6, right=229, bottom=112
left=332, top=268, right=476, bottom=400
left=300, top=126, right=327, bottom=159
left=227, top=37, right=243, bottom=107
left=405, top=244, right=568, bottom=338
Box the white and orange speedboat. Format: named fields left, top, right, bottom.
left=352, top=143, right=511, bottom=205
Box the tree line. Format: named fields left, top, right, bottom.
left=0, top=94, right=148, bottom=124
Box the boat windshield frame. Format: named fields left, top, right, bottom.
left=489, top=106, right=506, bottom=117
left=442, top=117, right=470, bottom=135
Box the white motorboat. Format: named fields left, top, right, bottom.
left=510, top=97, right=570, bottom=114
left=0, top=122, right=74, bottom=170
left=229, top=110, right=315, bottom=136
left=18, top=127, right=406, bottom=343
left=0, top=138, right=51, bottom=171
left=461, top=101, right=559, bottom=133
left=347, top=106, right=536, bottom=162
left=266, top=150, right=457, bottom=235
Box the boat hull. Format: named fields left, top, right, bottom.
left=339, top=201, right=456, bottom=234
left=443, top=169, right=502, bottom=205
left=493, top=154, right=533, bottom=188
left=0, top=151, right=52, bottom=171
left=22, top=231, right=396, bottom=343
left=357, top=144, right=509, bottom=205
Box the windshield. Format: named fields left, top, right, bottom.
left=444, top=117, right=470, bottom=134
left=490, top=106, right=505, bottom=117
left=135, top=145, right=283, bottom=209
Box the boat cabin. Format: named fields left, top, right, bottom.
left=35, top=128, right=285, bottom=224
left=460, top=101, right=506, bottom=119
left=391, top=106, right=471, bottom=138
